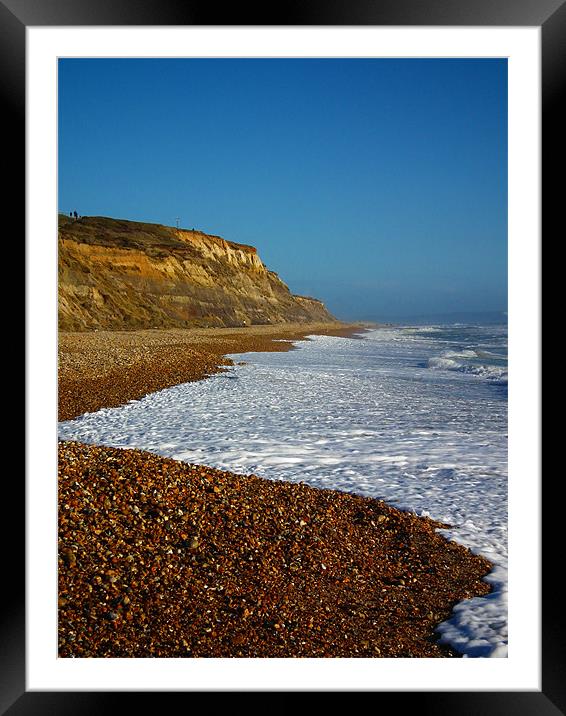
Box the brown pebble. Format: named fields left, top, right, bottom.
left=62, top=549, right=76, bottom=567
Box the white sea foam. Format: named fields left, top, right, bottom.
left=58, top=326, right=508, bottom=658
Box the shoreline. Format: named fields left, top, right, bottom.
left=59, top=322, right=371, bottom=422
left=58, top=321, right=495, bottom=658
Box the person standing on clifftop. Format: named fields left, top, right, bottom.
left=73, top=210, right=78, bottom=220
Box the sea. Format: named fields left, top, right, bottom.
left=58, top=321, right=508, bottom=658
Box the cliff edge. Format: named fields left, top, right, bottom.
left=58, top=215, right=336, bottom=331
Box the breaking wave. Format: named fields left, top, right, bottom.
left=428, top=349, right=507, bottom=384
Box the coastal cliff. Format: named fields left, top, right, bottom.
left=58, top=215, right=335, bottom=331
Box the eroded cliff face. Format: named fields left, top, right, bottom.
left=58, top=215, right=336, bottom=331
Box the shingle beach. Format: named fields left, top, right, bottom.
left=58, top=324, right=493, bottom=658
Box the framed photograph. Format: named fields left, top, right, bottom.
left=11, top=0, right=556, bottom=710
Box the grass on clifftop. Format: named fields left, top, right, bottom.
left=58, top=214, right=257, bottom=255
left=59, top=214, right=187, bottom=251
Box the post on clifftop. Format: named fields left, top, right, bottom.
left=175, top=217, right=180, bottom=229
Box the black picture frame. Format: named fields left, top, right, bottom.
left=9, top=0, right=555, bottom=711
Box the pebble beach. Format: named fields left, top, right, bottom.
left=58, top=323, right=494, bottom=658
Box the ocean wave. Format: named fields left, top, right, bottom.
left=427, top=352, right=507, bottom=384
left=475, top=349, right=507, bottom=360
left=428, top=356, right=461, bottom=371
left=441, top=349, right=478, bottom=359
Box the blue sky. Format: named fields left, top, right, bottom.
left=58, top=58, right=507, bottom=321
